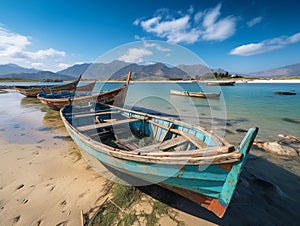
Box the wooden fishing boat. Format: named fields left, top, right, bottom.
left=274, top=91, right=296, bottom=95
left=206, top=81, right=235, bottom=86
left=170, top=89, right=221, bottom=98
left=15, top=75, right=82, bottom=97
left=76, top=80, right=96, bottom=92
left=37, top=73, right=131, bottom=110
left=60, top=101, right=258, bottom=218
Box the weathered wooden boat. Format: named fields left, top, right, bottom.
left=0, top=89, right=8, bottom=94
left=274, top=91, right=296, bottom=95
left=37, top=73, right=131, bottom=110
left=60, top=101, right=258, bottom=218
left=15, top=75, right=82, bottom=97
left=206, top=81, right=235, bottom=86
left=170, top=89, right=221, bottom=98
left=76, top=80, right=96, bottom=92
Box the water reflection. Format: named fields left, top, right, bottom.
left=42, top=109, right=65, bottom=130
left=20, top=97, right=43, bottom=109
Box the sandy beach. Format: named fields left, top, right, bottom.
left=0, top=89, right=299, bottom=225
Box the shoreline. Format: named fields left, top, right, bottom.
left=1, top=79, right=300, bottom=88
left=0, top=90, right=299, bottom=225
left=0, top=90, right=215, bottom=225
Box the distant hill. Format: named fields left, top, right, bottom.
left=176, top=64, right=211, bottom=77
left=0, top=71, right=76, bottom=81
left=111, top=62, right=189, bottom=80
left=58, top=60, right=131, bottom=79
left=57, top=63, right=91, bottom=76
left=4, top=60, right=299, bottom=81
left=0, top=63, right=39, bottom=75
left=58, top=61, right=190, bottom=80
left=251, top=62, right=300, bottom=77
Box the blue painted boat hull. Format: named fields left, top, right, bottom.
left=60, top=103, right=258, bottom=218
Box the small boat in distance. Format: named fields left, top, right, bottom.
left=206, top=81, right=235, bottom=86
left=15, top=75, right=82, bottom=97
left=274, top=91, right=296, bottom=95
left=170, top=89, right=221, bottom=99
left=60, top=101, right=258, bottom=218
left=37, top=72, right=131, bottom=110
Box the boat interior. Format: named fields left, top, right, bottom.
left=63, top=103, right=238, bottom=160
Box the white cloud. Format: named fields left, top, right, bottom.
left=229, top=43, right=265, bottom=56
left=229, top=32, right=300, bottom=56
left=74, top=61, right=85, bottom=65
left=133, top=18, right=140, bottom=26
left=247, top=17, right=262, bottom=27
left=118, top=48, right=153, bottom=63
left=287, top=32, right=300, bottom=43
left=143, top=41, right=170, bottom=52
left=202, top=15, right=236, bottom=41
left=0, top=24, right=68, bottom=71
left=0, top=26, right=30, bottom=51
left=24, top=48, right=66, bottom=60
left=134, top=34, right=144, bottom=40
left=31, top=62, right=44, bottom=68
left=202, top=3, right=221, bottom=28
left=194, top=12, right=203, bottom=23
left=134, top=3, right=237, bottom=44
left=117, top=41, right=172, bottom=63
left=57, top=63, right=71, bottom=69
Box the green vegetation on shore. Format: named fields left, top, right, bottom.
left=0, top=78, right=38, bottom=82
left=86, top=182, right=184, bottom=226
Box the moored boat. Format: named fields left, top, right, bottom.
left=274, top=91, right=296, bottom=95
left=37, top=73, right=131, bottom=110
left=60, top=101, right=258, bottom=218
left=170, top=89, right=221, bottom=98
left=206, top=81, right=235, bottom=86
left=15, top=75, right=82, bottom=97
left=75, top=80, right=96, bottom=92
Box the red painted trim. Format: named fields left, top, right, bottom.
left=160, top=184, right=228, bottom=218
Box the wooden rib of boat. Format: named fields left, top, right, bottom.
left=37, top=72, right=131, bottom=110
left=274, top=91, right=296, bottom=95
left=15, top=75, right=82, bottom=97
left=60, top=101, right=258, bottom=218
left=206, top=81, right=235, bottom=86
left=170, top=89, right=221, bottom=98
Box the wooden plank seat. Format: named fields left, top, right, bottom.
left=132, top=136, right=188, bottom=153
left=64, top=108, right=118, bottom=116
left=87, top=130, right=112, bottom=139
left=77, top=118, right=140, bottom=132
left=73, top=110, right=121, bottom=119
left=147, top=119, right=208, bottom=149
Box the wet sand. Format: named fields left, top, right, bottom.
left=0, top=90, right=299, bottom=225
left=0, top=90, right=109, bottom=225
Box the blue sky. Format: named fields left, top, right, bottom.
left=0, top=0, right=299, bottom=74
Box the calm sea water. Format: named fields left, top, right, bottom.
left=1, top=81, right=299, bottom=142
left=100, top=81, right=300, bottom=142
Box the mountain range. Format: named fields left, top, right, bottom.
left=58, top=60, right=224, bottom=80
left=0, top=61, right=299, bottom=81
left=0, top=63, right=40, bottom=75
left=250, top=62, right=300, bottom=77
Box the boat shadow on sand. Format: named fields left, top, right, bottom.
left=101, top=150, right=300, bottom=225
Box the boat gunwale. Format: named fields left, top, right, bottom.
left=37, top=84, right=126, bottom=103
left=170, top=89, right=221, bottom=98
left=60, top=104, right=239, bottom=165
left=15, top=75, right=82, bottom=97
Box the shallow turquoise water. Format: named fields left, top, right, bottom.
left=1, top=81, right=299, bottom=141
left=105, top=82, right=300, bottom=141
